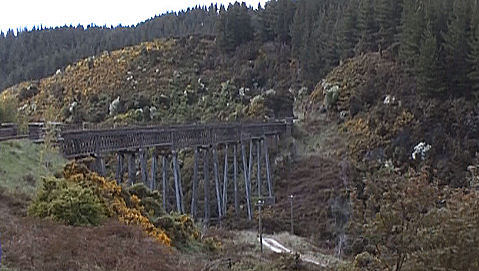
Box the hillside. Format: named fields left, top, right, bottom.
left=3, top=36, right=294, bottom=126
left=0, top=5, right=219, bottom=92
left=2, top=0, right=479, bottom=268
left=0, top=140, right=66, bottom=195
left=3, top=41, right=479, bottom=270
left=2, top=41, right=479, bottom=271
left=306, top=52, right=479, bottom=187
left=302, top=52, right=479, bottom=269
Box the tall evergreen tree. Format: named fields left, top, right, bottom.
left=442, top=0, right=471, bottom=92
left=290, top=0, right=307, bottom=57
left=339, top=0, right=360, bottom=60
left=375, top=0, right=396, bottom=50
left=398, top=0, right=425, bottom=70
left=216, top=3, right=254, bottom=52
left=468, top=26, right=479, bottom=92
left=355, top=0, right=378, bottom=54
left=258, top=0, right=296, bottom=43
left=416, top=23, right=444, bottom=94
left=311, top=10, right=340, bottom=78
left=275, top=0, right=296, bottom=43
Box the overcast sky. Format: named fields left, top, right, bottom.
left=0, top=0, right=268, bottom=33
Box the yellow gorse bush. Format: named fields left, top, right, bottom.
left=63, top=163, right=171, bottom=246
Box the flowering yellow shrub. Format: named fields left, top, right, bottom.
left=63, top=163, right=171, bottom=246
left=341, top=110, right=416, bottom=165
left=28, top=176, right=107, bottom=226
left=341, top=118, right=379, bottom=161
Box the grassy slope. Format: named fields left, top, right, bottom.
left=0, top=140, right=66, bottom=195
left=0, top=140, right=64, bottom=270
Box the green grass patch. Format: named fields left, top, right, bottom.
left=0, top=265, right=17, bottom=271
left=0, top=139, right=66, bottom=195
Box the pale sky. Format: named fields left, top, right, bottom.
left=0, top=0, right=268, bottom=33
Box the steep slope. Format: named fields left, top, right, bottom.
left=267, top=52, right=479, bottom=260
left=0, top=139, right=66, bottom=195
left=3, top=36, right=294, bottom=126
left=306, top=52, right=479, bottom=187
left=0, top=188, right=194, bottom=271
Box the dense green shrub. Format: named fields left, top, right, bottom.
left=84, top=94, right=110, bottom=123
left=18, top=84, right=40, bottom=100
left=126, top=183, right=165, bottom=219
left=154, top=214, right=199, bottom=246
left=28, top=177, right=106, bottom=226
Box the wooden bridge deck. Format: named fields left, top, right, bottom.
left=61, top=121, right=288, bottom=158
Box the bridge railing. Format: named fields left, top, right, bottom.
left=61, top=121, right=287, bottom=158
left=0, top=124, right=19, bottom=140
left=0, top=122, right=67, bottom=142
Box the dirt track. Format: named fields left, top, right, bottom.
left=260, top=235, right=339, bottom=267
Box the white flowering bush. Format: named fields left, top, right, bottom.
left=412, top=142, right=431, bottom=160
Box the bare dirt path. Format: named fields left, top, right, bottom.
left=259, top=235, right=343, bottom=268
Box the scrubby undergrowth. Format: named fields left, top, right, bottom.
left=1, top=205, right=187, bottom=271
left=28, top=162, right=210, bottom=248
left=303, top=52, right=479, bottom=270
left=3, top=36, right=294, bottom=127
left=345, top=168, right=479, bottom=270
left=307, top=52, right=479, bottom=187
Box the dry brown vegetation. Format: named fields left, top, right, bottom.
left=0, top=188, right=190, bottom=271
left=1, top=185, right=331, bottom=271
left=346, top=168, right=479, bottom=270
left=271, top=155, right=350, bottom=250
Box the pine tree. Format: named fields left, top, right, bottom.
left=416, top=23, right=444, bottom=94
left=375, top=0, right=396, bottom=50
left=323, top=9, right=341, bottom=72
left=216, top=3, right=253, bottom=51
left=339, top=0, right=360, bottom=60
left=398, top=0, right=425, bottom=70
left=290, top=0, right=306, bottom=57
left=292, top=0, right=331, bottom=85
left=442, top=0, right=471, bottom=92
left=468, top=26, right=479, bottom=92
left=473, top=0, right=479, bottom=27
left=258, top=0, right=296, bottom=43
left=355, top=0, right=378, bottom=54
left=237, top=3, right=254, bottom=44
left=258, top=1, right=275, bottom=42
left=275, top=0, right=296, bottom=43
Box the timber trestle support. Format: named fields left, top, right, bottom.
left=63, top=121, right=289, bottom=223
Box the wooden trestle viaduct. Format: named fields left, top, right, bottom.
left=59, top=120, right=292, bottom=223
